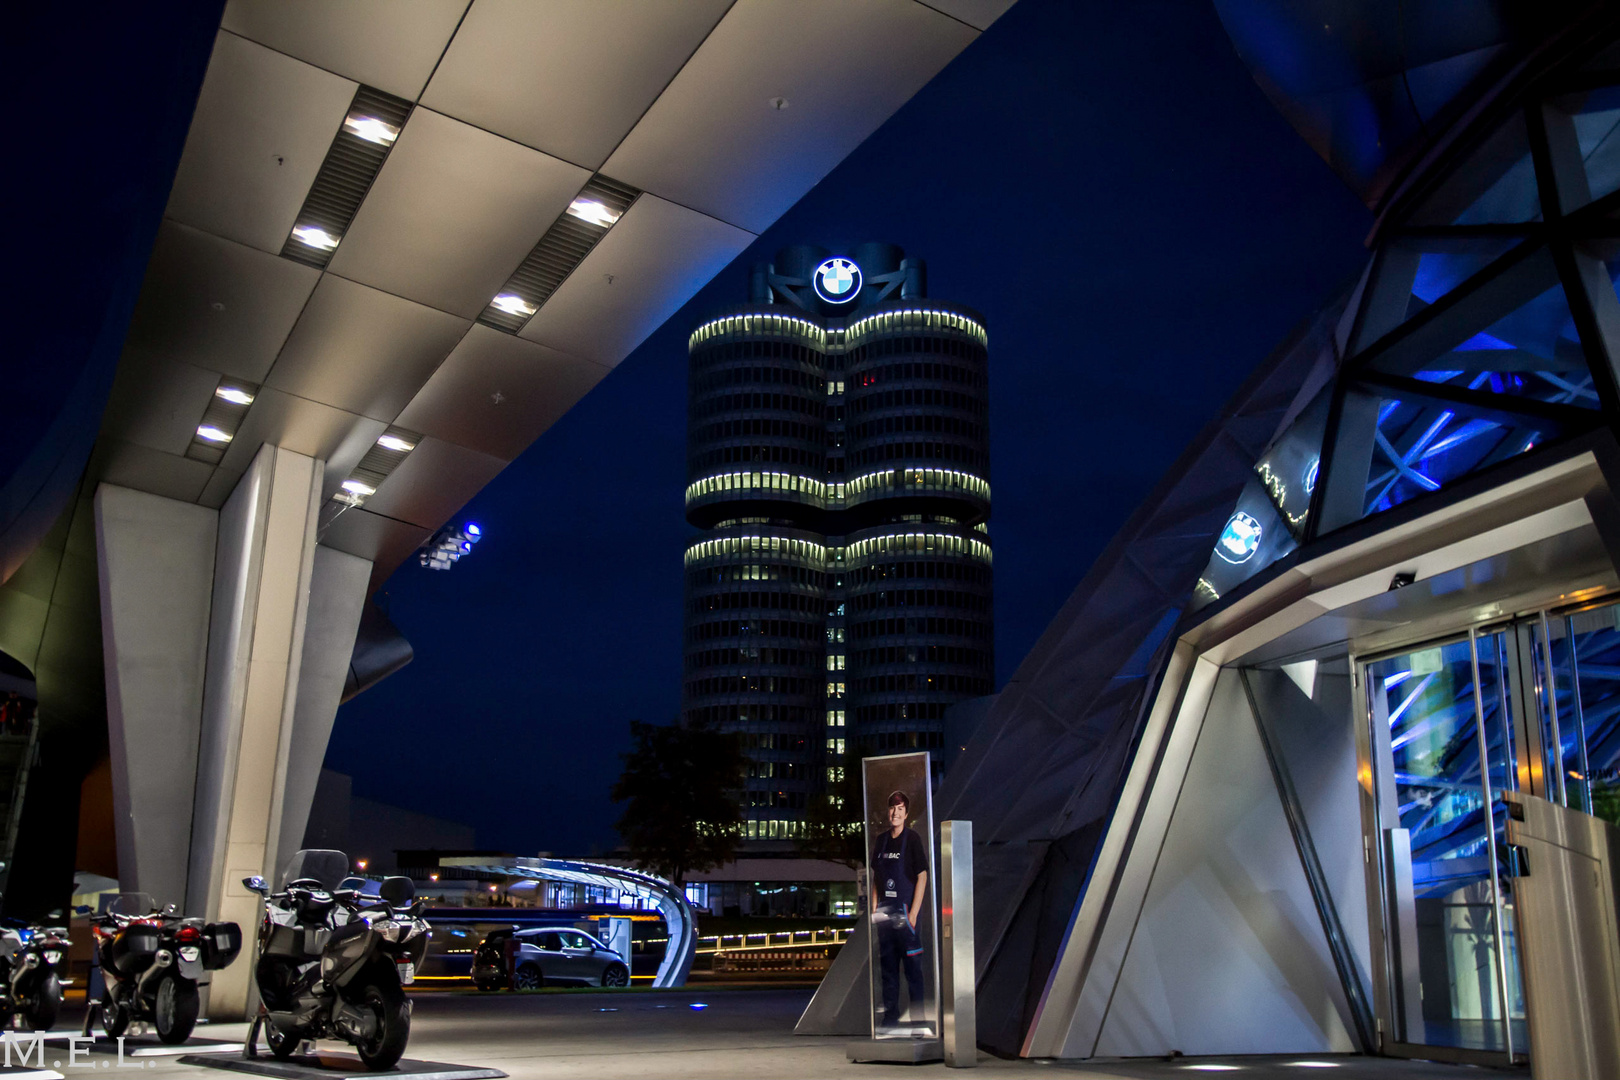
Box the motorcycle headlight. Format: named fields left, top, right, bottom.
left=42, top=951, right=61, bottom=965
left=178, top=947, right=201, bottom=963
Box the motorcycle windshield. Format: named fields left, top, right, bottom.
left=278, top=849, right=349, bottom=891
left=107, top=893, right=157, bottom=916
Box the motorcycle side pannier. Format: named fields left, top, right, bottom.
left=106, top=925, right=161, bottom=975
left=203, top=921, right=242, bottom=970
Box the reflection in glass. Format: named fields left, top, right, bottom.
left=1368, top=640, right=1523, bottom=1052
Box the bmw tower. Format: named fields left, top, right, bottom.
left=683, top=244, right=993, bottom=844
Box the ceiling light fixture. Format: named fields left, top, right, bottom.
left=566, top=197, right=621, bottom=228
left=291, top=225, right=340, bottom=251
left=489, top=294, right=536, bottom=317
left=215, top=387, right=254, bottom=406
left=196, top=426, right=232, bottom=444
left=341, top=479, right=376, bottom=496
left=376, top=434, right=415, bottom=453
left=343, top=115, right=399, bottom=145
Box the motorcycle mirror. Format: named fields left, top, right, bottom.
left=242, top=876, right=268, bottom=895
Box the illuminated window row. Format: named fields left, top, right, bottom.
left=846, top=468, right=990, bottom=502
left=685, top=471, right=827, bottom=504
left=689, top=312, right=828, bottom=352
left=846, top=307, right=987, bottom=348
left=684, top=534, right=827, bottom=566
left=745, top=820, right=803, bottom=840
left=846, top=531, right=993, bottom=564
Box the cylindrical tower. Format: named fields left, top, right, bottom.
left=843, top=523, right=994, bottom=757
left=844, top=303, right=991, bottom=526
left=685, top=308, right=828, bottom=529
left=683, top=525, right=826, bottom=841
left=683, top=245, right=993, bottom=847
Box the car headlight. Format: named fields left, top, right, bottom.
left=178, top=947, right=201, bottom=963
left=42, top=951, right=62, bottom=965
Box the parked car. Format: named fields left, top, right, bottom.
left=472, top=927, right=628, bottom=989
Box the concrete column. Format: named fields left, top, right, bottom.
left=186, top=445, right=322, bottom=1018
left=94, top=444, right=373, bottom=1019
left=274, top=545, right=372, bottom=873
left=94, top=486, right=216, bottom=908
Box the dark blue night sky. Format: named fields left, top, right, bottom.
left=325, top=0, right=1373, bottom=855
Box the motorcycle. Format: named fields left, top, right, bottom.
left=91, top=893, right=242, bottom=1044
left=244, top=850, right=429, bottom=1071
left=0, top=921, right=67, bottom=1030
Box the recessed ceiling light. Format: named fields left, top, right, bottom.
left=344, top=115, right=399, bottom=145
left=196, top=426, right=232, bottom=444
left=376, top=435, right=415, bottom=453
left=1181, top=1067, right=1242, bottom=1073
left=215, top=387, right=254, bottom=406
left=342, top=479, right=376, bottom=496
left=1285, top=1065, right=1341, bottom=1070
left=291, top=225, right=340, bottom=251
left=566, top=197, right=621, bottom=228
left=489, top=294, right=536, bottom=317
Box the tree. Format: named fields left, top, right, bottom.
left=797, top=757, right=867, bottom=868
left=611, top=719, right=746, bottom=887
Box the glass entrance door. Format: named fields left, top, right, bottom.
left=1365, top=635, right=1524, bottom=1058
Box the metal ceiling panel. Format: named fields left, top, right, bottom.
left=601, top=0, right=977, bottom=232
left=318, top=508, right=433, bottom=592
left=419, top=0, right=731, bottom=169
left=220, top=0, right=469, bottom=102
left=198, top=468, right=245, bottom=510
left=394, top=325, right=608, bottom=462
left=88, top=441, right=214, bottom=505
left=358, top=438, right=506, bottom=530
left=320, top=417, right=401, bottom=506
left=917, top=0, right=1017, bottom=31
left=519, top=195, right=754, bottom=367
left=166, top=31, right=358, bottom=254
left=215, top=388, right=375, bottom=475
left=123, top=221, right=320, bottom=383
left=264, top=275, right=471, bottom=421
left=327, top=108, right=591, bottom=318
left=98, top=355, right=223, bottom=458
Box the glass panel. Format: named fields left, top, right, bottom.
left=862, top=753, right=937, bottom=1039
left=1571, top=85, right=1620, bottom=205
left=1368, top=641, right=1517, bottom=1052
left=1188, top=386, right=1329, bottom=612
left=1379, top=279, right=1597, bottom=410
left=1364, top=398, right=1536, bottom=516
left=1548, top=603, right=1620, bottom=820
left=1191, top=475, right=1296, bottom=611
left=1410, top=113, right=1540, bottom=226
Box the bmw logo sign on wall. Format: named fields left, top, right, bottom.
left=813, top=258, right=861, bottom=304
left=1215, top=511, right=1264, bottom=564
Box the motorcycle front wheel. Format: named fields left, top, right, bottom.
left=154, top=975, right=199, bottom=1045
left=353, top=981, right=410, bottom=1072
left=22, top=974, right=60, bottom=1031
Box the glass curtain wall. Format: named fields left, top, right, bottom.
left=1194, top=51, right=1620, bottom=611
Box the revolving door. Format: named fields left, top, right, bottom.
left=1362, top=600, right=1620, bottom=1065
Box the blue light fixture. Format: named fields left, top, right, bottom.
left=466, top=523, right=482, bottom=538
left=418, top=521, right=486, bottom=570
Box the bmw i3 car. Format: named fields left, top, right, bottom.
left=472, top=927, right=628, bottom=989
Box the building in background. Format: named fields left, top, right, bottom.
left=683, top=244, right=994, bottom=843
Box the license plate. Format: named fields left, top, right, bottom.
left=397, top=962, right=415, bottom=984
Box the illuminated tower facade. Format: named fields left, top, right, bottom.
left=683, top=243, right=993, bottom=844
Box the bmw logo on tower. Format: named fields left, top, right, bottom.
left=812, top=257, right=861, bottom=304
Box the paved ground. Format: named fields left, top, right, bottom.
left=31, top=990, right=1515, bottom=1080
